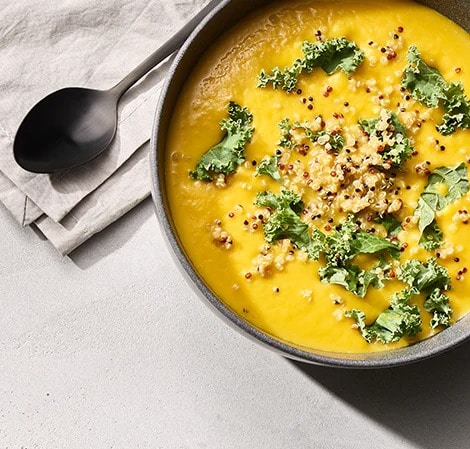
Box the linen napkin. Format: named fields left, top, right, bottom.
left=0, top=0, right=209, bottom=255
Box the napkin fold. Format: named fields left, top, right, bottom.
left=0, top=0, right=208, bottom=255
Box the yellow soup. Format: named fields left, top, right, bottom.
left=165, top=0, right=470, bottom=353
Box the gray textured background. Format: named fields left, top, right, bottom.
left=2, top=0, right=470, bottom=447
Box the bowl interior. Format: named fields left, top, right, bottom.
left=151, top=0, right=470, bottom=368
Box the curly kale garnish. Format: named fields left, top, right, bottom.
left=322, top=215, right=400, bottom=267
left=255, top=191, right=454, bottom=341
left=359, top=110, right=413, bottom=168
left=254, top=199, right=400, bottom=297
left=258, top=37, right=365, bottom=92
left=438, top=82, right=470, bottom=135
left=418, top=220, right=443, bottom=251
left=319, top=259, right=391, bottom=299
left=277, top=118, right=344, bottom=152
left=258, top=61, right=304, bottom=92
left=346, top=246, right=454, bottom=344
left=317, top=215, right=399, bottom=297
left=255, top=155, right=281, bottom=183
left=189, top=102, right=254, bottom=182
left=398, top=258, right=452, bottom=329
left=374, top=214, right=402, bottom=237
left=301, top=38, right=365, bottom=75
left=414, top=163, right=469, bottom=249
left=424, top=289, right=453, bottom=328
left=278, top=118, right=296, bottom=149
left=346, top=257, right=453, bottom=344
left=398, top=258, right=451, bottom=295
left=402, top=46, right=470, bottom=135
left=402, top=46, right=448, bottom=108
left=345, top=289, right=422, bottom=344
left=254, top=190, right=324, bottom=259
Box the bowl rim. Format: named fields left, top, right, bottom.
left=150, top=0, right=470, bottom=368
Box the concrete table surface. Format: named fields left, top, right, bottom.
left=2, top=197, right=470, bottom=449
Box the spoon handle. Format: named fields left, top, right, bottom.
left=110, top=0, right=223, bottom=99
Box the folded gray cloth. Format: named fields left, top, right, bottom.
left=0, top=0, right=208, bottom=255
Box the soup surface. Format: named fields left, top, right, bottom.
left=165, top=0, right=470, bottom=353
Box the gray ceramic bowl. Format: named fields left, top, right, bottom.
left=150, top=0, right=470, bottom=368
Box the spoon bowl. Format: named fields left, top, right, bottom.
left=13, top=0, right=221, bottom=174
left=14, top=88, right=118, bottom=173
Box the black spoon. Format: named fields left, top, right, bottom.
left=13, top=0, right=220, bottom=174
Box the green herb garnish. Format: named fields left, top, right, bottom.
left=301, top=38, right=365, bottom=75
left=321, top=215, right=400, bottom=267
left=317, top=215, right=399, bottom=297
left=359, top=111, right=413, bottom=168
left=255, top=155, right=281, bottom=182
left=418, top=220, right=443, bottom=251
left=415, top=163, right=469, bottom=246
left=254, top=190, right=324, bottom=259
left=424, top=288, right=453, bottom=328
left=438, top=82, right=470, bottom=135
left=399, top=258, right=451, bottom=293
left=189, top=102, right=254, bottom=181
left=346, top=288, right=422, bottom=343
left=398, top=258, right=452, bottom=329
left=319, top=259, right=390, bottom=298
left=277, top=118, right=344, bottom=152
left=258, top=38, right=365, bottom=92
left=402, top=46, right=470, bottom=135
left=402, top=45, right=448, bottom=108
left=255, top=205, right=400, bottom=297
left=278, top=118, right=296, bottom=149
left=374, top=214, right=402, bottom=237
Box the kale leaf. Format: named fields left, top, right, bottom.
left=258, top=38, right=364, bottom=92
left=345, top=253, right=453, bottom=342
left=402, top=46, right=470, bottom=135
left=346, top=257, right=453, bottom=343
left=318, top=216, right=399, bottom=297
left=257, top=62, right=304, bottom=93
left=254, top=211, right=399, bottom=297
left=319, top=259, right=389, bottom=298
left=277, top=118, right=344, bottom=152
left=278, top=118, right=296, bottom=149
left=398, top=258, right=451, bottom=294
left=415, top=163, right=469, bottom=241
left=424, top=288, right=453, bottom=328
left=323, top=215, right=400, bottom=266
left=255, top=155, right=281, bottom=182
left=399, top=258, right=453, bottom=329
left=255, top=197, right=399, bottom=298
left=418, top=220, right=443, bottom=251
left=350, top=232, right=400, bottom=259
left=254, top=190, right=324, bottom=259
left=321, top=215, right=359, bottom=267
left=437, top=82, right=470, bottom=135
left=301, top=38, right=365, bottom=75
left=374, top=214, right=402, bottom=236
left=345, top=288, right=422, bottom=343
left=402, top=45, right=447, bottom=108
left=359, top=111, right=413, bottom=168
left=189, top=102, right=254, bottom=181
left=255, top=189, right=304, bottom=214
